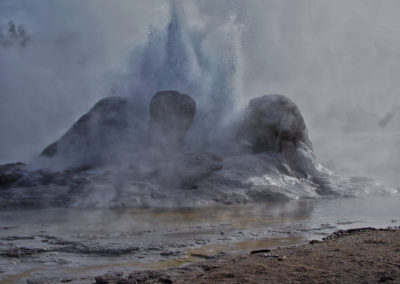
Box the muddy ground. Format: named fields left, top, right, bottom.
left=96, top=227, right=400, bottom=284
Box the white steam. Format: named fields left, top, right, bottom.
left=116, top=0, right=244, bottom=135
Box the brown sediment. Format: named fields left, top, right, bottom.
left=96, top=227, right=400, bottom=283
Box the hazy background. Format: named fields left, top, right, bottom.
left=1, top=0, right=399, bottom=186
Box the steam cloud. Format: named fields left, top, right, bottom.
left=1, top=0, right=399, bottom=186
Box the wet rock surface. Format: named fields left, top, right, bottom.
left=2, top=150, right=394, bottom=209
left=0, top=164, right=92, bottom=209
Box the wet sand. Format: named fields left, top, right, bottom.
left=96, top=227, right=400, bottom=284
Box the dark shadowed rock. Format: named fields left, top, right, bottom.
left=148, top=90, right=196, bottom=155
left=157, top=151, right=223, bottom=189
left=236, top=94, right=312, bottom=153
left=175, top=152, right=223, bottom=188
left=0, top=162, right=26, bottom=188
left=40, top=97, right=145, bottom=167
left=0, top=163, right=92, bottom=209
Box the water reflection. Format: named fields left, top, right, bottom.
left=1, top=194, right=400, bottom=236
left=0, top=200, right=315, bottom=235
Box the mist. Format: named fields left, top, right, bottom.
left=1, top=0, right=399, bottom=186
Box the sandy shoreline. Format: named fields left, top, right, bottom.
left=95, top=227, right=400, bottom=284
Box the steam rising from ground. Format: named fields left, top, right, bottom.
left=1, top=1, right=400, bottom=186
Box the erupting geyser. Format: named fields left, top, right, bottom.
left=0, top=88, right=396, bottom=209
left=0, top=1, right=397, bottom=209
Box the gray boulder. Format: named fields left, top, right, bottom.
left=236, top=94, right=312, bottom=153
left=148, top=90, right=196, bottom=155
left=40, top=97, right=144, bottom=167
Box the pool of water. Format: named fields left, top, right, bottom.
left=1, top=194, right=399, bottom=283
left=2, top=194, right=399, bottom=233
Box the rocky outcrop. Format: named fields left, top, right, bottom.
left=157, top=152, right=223, bottom=189
left=0, top=162, right=26, bottom=188
left=1, top=91, right=396, bottom=210
left=0, top=163, right=92, bottom=209
left=40, top=97, right=145, bottom=167
left=148, top=90, right=196, bottom=155
left=236, top=94, right=312, bottom=153
left=40, top=91, right=196, bottom=168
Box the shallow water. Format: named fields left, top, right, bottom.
left=2, top=194, right=399, bottom=234
left=1, top=194, right=400, bottom=283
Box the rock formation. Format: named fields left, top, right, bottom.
left=40, top=97, right=145, bottom=167
left=148, top=90, right=196, bottom=156
left=0, top=91, right=396, bottom=210
left=157, top=151, right=223, bottom=189
left=236, top=94, right=312, bottom=153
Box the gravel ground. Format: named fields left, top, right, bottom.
left=95, top=227, right=400, bottom=284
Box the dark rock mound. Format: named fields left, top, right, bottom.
left=148, top=90, right=196, bottom=155
left=1, top=91, right=394, bottom=210
left=40, top=97, right=144, bottom=167
left=236, top=94, right=312, bottom=153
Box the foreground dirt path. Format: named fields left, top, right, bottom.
left=96, top=227, right=400, bottom=283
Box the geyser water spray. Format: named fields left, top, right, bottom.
left=124, top=0, right=245, bottom=138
